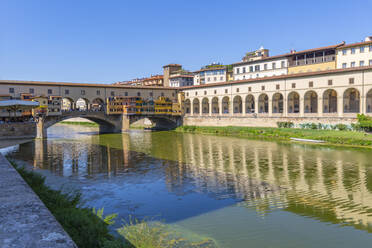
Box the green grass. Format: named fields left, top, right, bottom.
left=7, top=159, right=130, bottom=248
left=176, top=125, right=372, bottom=148
left=60, top=121, right=99, bottom=127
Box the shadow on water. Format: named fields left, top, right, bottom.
left=4, top=124, right=372, bottom=247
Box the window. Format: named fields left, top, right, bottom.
left=220, top=76, right=223, bottom=80
left=309, top=81, right=313, bottom=87
left=29, top=88, right=34, bottom=94
left=207, top=78, right=210, bottom=82
left=172, top=93, right=175, bottom=97
left=264, top=64, right=268, bottom=70
left=96, top=90, right=100, bottom=95
left=369, top=59, right=372, bottom=66
left=48, top=89, right=52, bottom=94
left=342, top=63, right=347, bottom=68
left=204, top=91, right=207, bottom=95
left=276, top=84, right=280, bottom=90
left=360, top=61, right=365, bottom=67
left=225, top=89, right=228, bottom=93
left=370, top=45, right=372, bottom=52
left=349, top=78, right=354, bottom=84
left=214, top=90, right=217, bottom=94
left=351, top=62, right=355, bottom=67
left=249, top=66, right=253, bottom=72
left=236, top=88, right=239, bottom=93
left=328, top=80, right=333, bottom=86
left=9, top=88, right=14, bottom=93
left=236, top=68, right=240, bottom=74
left=81, top=90, right=85, bottom=95
left=342, top=49, right=347, bottom=55
left=261, top=86, right=265, bottom=91
left=360, top=46, right=365, bottom=53
left=111, top=91, right=115, bottom=96
left=125, top=92, right=128, bottom=96
left=272, top=62, right=276, bottom=69
left=161, top=92, right=164, bottom=97
left=248, top=87, right=251, bottom=92
left=242, top=67, right=246, bottom=73
left=186, top=92, right=189, bottom=97
left=137, top=92, right=141, bottom=96
left=149, top=92, right=153, bottom=97
left=292, top=83, right=296, bottom=88
left=255, top=65, right=260, bottom=71
left=351, top=48, right=356, bottom=54
left=214, top=77, right=217, bottom=81
left=281, top=61, right=285, bottom=68
left=65, top=89, right=69, bottom=95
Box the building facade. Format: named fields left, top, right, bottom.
left=163, top=64, right=182, bottom=87
left=336, top=37, right=372, bottom=69
left=169, top=74, right=194, bottom=87
left=182, top=66, right=372, bottom=126
left=142, top=75, right=164, bottom=86
left=193, top=64, right=227, bottom=85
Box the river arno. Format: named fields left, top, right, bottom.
left=3, top=124, right=372, bottom=247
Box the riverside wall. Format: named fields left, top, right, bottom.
left=0, top=154, right=76, bottom=248
left=183, top=116, right=357, bottom=127
left=0, top=123, right=36, bottom=139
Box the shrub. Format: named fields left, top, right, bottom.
left=277, top=121, right=294, bottom=128
left=335, top=124, right=348, bottom=131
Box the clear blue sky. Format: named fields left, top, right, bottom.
left=1, top=0, right=371, bottom=84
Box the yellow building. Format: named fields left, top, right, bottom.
left=287, top=43, right=344, bottom=74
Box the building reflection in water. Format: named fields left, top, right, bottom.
left=14, top=131, right=372, bottom=233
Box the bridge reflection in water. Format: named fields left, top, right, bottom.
left=14, top=128, right=372, bottom=234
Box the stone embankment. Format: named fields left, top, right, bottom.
left=0, top=154, right=76, bottom=248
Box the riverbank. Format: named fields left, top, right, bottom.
left=60, top=121, right=99, bottom=127
left=6, top=157, right=128, bottom=248
left=175, top=125, right=372, bottom=148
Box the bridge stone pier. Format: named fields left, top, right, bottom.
left=36, top=110, right=182, bottom=138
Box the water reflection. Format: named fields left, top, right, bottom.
left=7, top=126, right=372, bottom=238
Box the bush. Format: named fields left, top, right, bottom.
left=277, top=122, right=294, bottom=128
left=335, top=124, right=348, bottom=131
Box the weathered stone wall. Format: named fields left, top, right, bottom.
left=0, top=154, right=76, bottom=248
left=0, top=123, right=36, bottom=139
left=183, top=116, right=357, bottom=127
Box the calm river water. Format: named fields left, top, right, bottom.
left=3, top=124, right=372, bottom=247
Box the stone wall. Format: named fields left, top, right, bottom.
left=0, top=154, right=76, bottom=248
left=183, top=116, right=357, bottom=127
left=0, top=123, right=36, bottom=139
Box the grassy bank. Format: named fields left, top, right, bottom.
left=8, top=159, right=129, bottom=248
left=60, top=121, right=99, bottom=127
left=176, top=125, right=372, bottom=148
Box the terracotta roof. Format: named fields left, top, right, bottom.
left=338, top=40, right=372, bottom=49
left=0, top=80, right=176, bottom=90
left=232, top=42, right=345, bottom=66
left=180, top=65, right=372, bottom=90
left=143, top=75, right=163, bottom=81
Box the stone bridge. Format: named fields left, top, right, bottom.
left=36, top=110, right=182, bottom=138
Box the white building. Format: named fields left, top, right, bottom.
left=336, top=36, right=372, bottom=69
left=193, top=64, right=227, bottom=85
left=169, top=74, right=194, bottom=87
left=232, top=47, right=288, bottom=81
